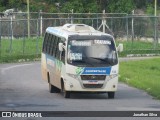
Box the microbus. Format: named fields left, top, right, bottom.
left=41, top=24, right=123, bottom=98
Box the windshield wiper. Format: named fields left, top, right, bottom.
left=70, top=60, right=95, bottom=67
left=90, top=57, right=108, bottom=62
left=84, top=60, right=95, bottom=67
left=89, top=57, right=113, bottom=65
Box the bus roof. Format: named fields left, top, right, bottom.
left=46, top=24, right=113, bottom=39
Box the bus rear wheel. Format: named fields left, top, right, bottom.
left=61, top=82, right=70, bottom=98
left=49, top=83, right=60, bottom=93
left=48, top=73, right=60, bottom=93
left=108, top=92, right=115, bottom=99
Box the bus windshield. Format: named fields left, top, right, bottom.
left=67, top=37, right=118, bottom=67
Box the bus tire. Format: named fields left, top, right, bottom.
left=61, top=81, right=70, bottom=98
left=108, top=92, right=115, bottom=99
left=48, top=73, right=60, bottom=93
left=49, top=83, right=60, bottom=93
left=64, top=90, right=70, bottom=98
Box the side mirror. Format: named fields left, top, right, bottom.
left=117, top=43, right=123, bottom=52
left=58, top=43, right=63, bottom=51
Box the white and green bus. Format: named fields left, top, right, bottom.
left=41, top=24, right=123, bottom=98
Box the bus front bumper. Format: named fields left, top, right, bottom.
left=63, top=75, right=118, bottom=92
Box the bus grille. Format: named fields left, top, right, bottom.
left=83, top=84, right=103, bottom=88
left=81, top=75, right=106, bottom=80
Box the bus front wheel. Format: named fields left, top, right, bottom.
left=108, top=92, right=115, bottom=99
left=61, top=81, right=70, bottom=98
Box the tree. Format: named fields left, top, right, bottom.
left=134, top=0, right=148, bottom=9
left=0, top=0, right=160, bottom=13
left=146, top=3, right=154, bottom=15
left=61, top=0, right=84, bottom=13
left=106, top=0, right=135, bottom=13
left=0, top=0, right=9, bottom=11
left=96, top=0, right=108, bottom=12
left=61, top=0, right=99, bottom=13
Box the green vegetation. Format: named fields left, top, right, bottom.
left=107, top=0, right=135, bottom=13
left=116, top=41, right=160, bottom=50
left=120, top=50, right=160, bottom=57
left=116, top=41, right=160, bottom=57
left=119, top=58, right=160, bottom=99
left=0, top=0, right=159, bottom=14
left=0, top=38, right=160, bottom=63
left=0, top=37, right=43, bottom=63
left=61, top=0, right=99, bottom=13
left=1, top=38, right=160, bottom=100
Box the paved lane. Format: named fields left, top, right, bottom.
left=0, top=61, right=160, bottom=120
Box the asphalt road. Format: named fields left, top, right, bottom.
left=0, top=58, right=160, bottom=120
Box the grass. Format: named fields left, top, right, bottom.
left=119, top=58, right=160, bottom=99
left=0, top=37, right=43, bottom=63
left=0, top=38, right=160, bottom=99
left=116, top=41, right=160, bottom=50
left=116, top=41, right=160, bottom=57
left=0, top=38, right=160, bottom=63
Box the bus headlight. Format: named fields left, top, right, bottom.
left=107, top=74, right=118, bottom=80
left=67, top=73, right=79, bottom=80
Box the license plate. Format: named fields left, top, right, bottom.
left=87, top=80, right=98, bottom=84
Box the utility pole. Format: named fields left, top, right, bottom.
left=27, top=0, right=30, bottom=38
left=155, top=0, right=157, bottom=16
left=71, top=9, right=73, bottom=24
left=131, top=10, right=134, bottom=43
left=154, top=0, right=157, bottom=49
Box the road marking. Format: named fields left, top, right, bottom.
left=0, top=63, right=39, bottom=75
left=117, top=107, right=160, bottom=111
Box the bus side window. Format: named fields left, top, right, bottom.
left=48, top=34, right=53, bottom=55
left=50, top=35, right=54, bottom=55
left=61, top=46, right=65, bottom=63
left=46, top=34, right=51, bottom=54
left=42, top=33, right=46, bottom=52
left=54, top=37, right=58, bottom=58
left=45, top=33, right=49, bottom=53
left=52, top=36, right=56, bottom=57
left=43, top=33, right=49, bottom=53
left=51, top=35, right=54, bottom=56
left=55, top=38, right=60, bottom=59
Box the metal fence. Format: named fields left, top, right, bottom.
left=0, top=12, right=160, bottom=60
